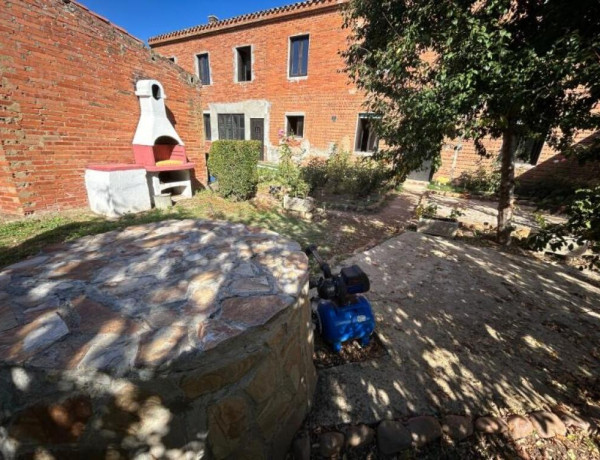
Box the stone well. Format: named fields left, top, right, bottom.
left=0, top=220, right=316, bottom=459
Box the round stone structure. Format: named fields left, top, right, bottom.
left=0, top=219, right=316, bottom=459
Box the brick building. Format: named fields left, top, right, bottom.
left=150, top=0, right=599, bottom=187
left=0, top=0, right=206, bottom=216
left=149, top=0, right=375, bottom=164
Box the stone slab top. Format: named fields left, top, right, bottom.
left=0, top=219, right=308, bottom=376
left=86, top=163, right=146, bottom=171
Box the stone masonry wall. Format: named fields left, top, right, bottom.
left=432, top=131, right=600, bottom=188
left=0, top=219, right=316, bottom=459
left=0, top=0, right=207, bottom=215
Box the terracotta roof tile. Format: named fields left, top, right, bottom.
left=148, top=0, right=347, bottom=45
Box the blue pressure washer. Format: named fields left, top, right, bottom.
left=305, top=245, right=375, bottom=353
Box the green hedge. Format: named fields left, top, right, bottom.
left=208, top=140, right=261, bottom=200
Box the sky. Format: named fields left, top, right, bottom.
left=78, top=0, right=294, bottom=42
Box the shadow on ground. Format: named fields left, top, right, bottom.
left=311, top=232, right=600, bottom=431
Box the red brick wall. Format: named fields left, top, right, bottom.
left=432, top=130, right=600, bottom=187
left=0, top=0, right=206, bottom=215
left=151, top=4, right=367, bottom=158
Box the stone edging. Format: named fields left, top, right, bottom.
left=293, top=407, right=599, bottom=458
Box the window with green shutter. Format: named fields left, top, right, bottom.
left=218, top=114, right=245, bottom=140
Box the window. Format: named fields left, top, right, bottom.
left=355, top=114, right=379, bottom=152
left=197, top=53, right=211, bottom=85
left=168, top=56, right=176, bottom=63
left=218, top=114, right=245, bottom=140
left=513, top=133, right=547, bottom=165
left=289, top=35, right=309, bottom=78
left=203, top=113, right=212, bottom=141
left=236, top=46, right=252, bottom=82
left=286, top=115, right=305, bottom=137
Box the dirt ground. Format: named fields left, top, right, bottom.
left=423, top=192, right=567, bottom=235
left=310, top=231, right=600, bottom=427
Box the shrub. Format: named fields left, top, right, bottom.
left=257, top=164, right=279, bottom=183
left=528, top=186, right=600, bottom=270
left=301, top=156, right=328, bottom=192
left=454, top=166, right=501, bottom=195
left=278, top=138, right=310, bottom=197
left=300, top=149, right=390, bottom=199
left=349, top=159, right=389, bottom=198
left=208, top=140, right=260, bottom=200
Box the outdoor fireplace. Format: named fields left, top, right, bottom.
left=85, top=79, right=198, bottom=217
left=132, top=80, right=194, bottom=201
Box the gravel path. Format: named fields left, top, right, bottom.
left=310, top=231, right=600, bottom=427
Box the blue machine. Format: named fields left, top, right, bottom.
left=305, top=245, right=376, bottom=352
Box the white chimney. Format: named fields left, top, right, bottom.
left=132, top=80, right=184, bottom=146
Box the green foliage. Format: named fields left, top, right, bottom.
left=343, top=0, right=600, bottom=238
left=257, top=164, right=280, bottom=183
left=449, top=207, right=465, bottom=220
left=301, top=149, right=389, bottom=199
left=529, top=186, right=600, bottom=270
left=208, top=140, right=260, bottom=200
left=277, top=139, right=310, bottom=197
left=415, top=203, right=438, bottom=219
left=301, top=157, right=328, bottom=192
left=515, top=178, right=583, bottom=211
left=454, top=167, right=501, bottom=195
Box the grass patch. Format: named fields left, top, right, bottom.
left=427, top=181, right=464, bottom=193
left=0, top=190, right=333, bottom=269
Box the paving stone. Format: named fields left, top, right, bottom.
left=22, top=312, right=69, bottom=355
left=553, top=410, right=591, bottom=431
left=229, top=276, right=271, bottom=295
left=71, top=295, right=139, bottom=335
left=377, top=420, right=412, bottom=454
left=185, top=284, right=219, bottom=317
left=77, top=334, right=138, bottom=376
left=136, top=325, right=188, bottom=367
left=407, top=415, right=442, bottom=447
left=529, top=411, right=567, bottom=438
left=507, top=414, right=534, bottom=439
left=0, top=304, right=19, bottom=332
left=197, top=320, right=244, bottom=351
left=344, top=424, right=375, bottom=448
left=474, top=416, right=508, bottom=434
left=221, top=295, right=290, bottom=327
left=50, top=259, right=104, bottom=281
left=145, top=281, right=189, bottom=305
left=442, top=415, right=473, bottom=441
left=318, top=431, right=345, bottom=458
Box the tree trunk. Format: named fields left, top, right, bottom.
left=497, top=128, right=516, bottom=245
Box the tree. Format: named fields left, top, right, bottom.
left=343, top=0, right=600, bottom=244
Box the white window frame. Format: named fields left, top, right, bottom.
left=353, top=113, right=380, bottom=156
left=195, top=52, right=212, bottom=86
left=285, top=112, right=306, bottom=138
left=234, top=44, right=254, bottom=83
left=287, top=33, right=310, bottom=81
